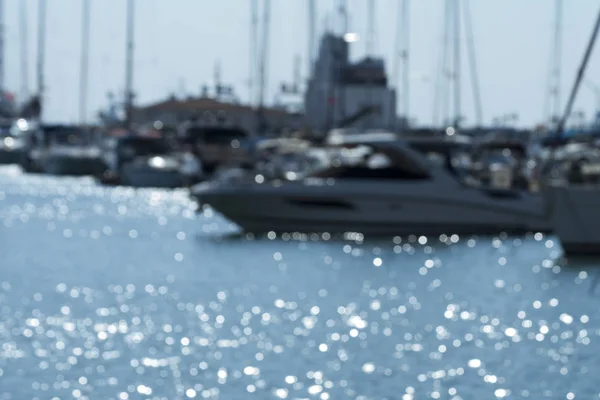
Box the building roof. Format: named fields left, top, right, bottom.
left=134, top=96, right=301, bottom=117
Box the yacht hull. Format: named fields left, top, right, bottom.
left=120, top=165, right=187, bottom=188
left=193, top=180, right=551, bottom=236
left=545, top=185, right=600, bottom=255
left=0, top=148, right=27, bottom=165
left=39, top=155, right=106, bottom=176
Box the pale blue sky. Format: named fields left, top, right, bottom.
left=3, top=0, right=600, bottom=127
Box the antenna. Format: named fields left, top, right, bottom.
left=19, top=0, right=29, bottom=103
left=453, top=0, right=461, bottom=128
left=544, top=0, right=563, bottom=124
left=0, top=0, right=5, bottom=90
left=124, top=0, right=135, bottom=128
left=367, top=0, right=376, bottom=56
left=79, top=0, right=91, bottom=125
left=463, top=0, right=483, bottom=126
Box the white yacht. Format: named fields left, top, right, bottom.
left=192, top=138, right=551, bottom=236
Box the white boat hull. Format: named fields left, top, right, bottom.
left=545, top=185, right=600, bottom=255
left=194, top=179, right=551, bottom=236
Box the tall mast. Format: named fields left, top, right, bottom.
left=249, top=0, right=258, bottom=106
left=401, top=0, right=410, bottom=122
left=452, top=0, right=461, bottom=128
left=124, top=0, right=135, bottom=129
left=79, top=0, right=91, bottom=125
left=338, top=0, right=348, bottom=35
left=367, top=0, right=375, bottom=56
left=19, top=0, right=29, bottom=103
left=0, top=0, right=5, bottom=90
left=256, top=0, right=270, bottom=133
left=308, top=0, right=316, bottom=75
left=433, top=0, right=452, bottom=127
left=556, top=3, right=600, bottom=137
left=544, top=0, right=563, bottom=124
left=37, top=0, right=46, bottom=97
left=463, top=0, right=482, bottom=126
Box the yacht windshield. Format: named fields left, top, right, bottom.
left=310, top=144, right=431, bottom=180
left=43, top=126, right=92, bottom=146
left=118, top=138, right=170, bottom=157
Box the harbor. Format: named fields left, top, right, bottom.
left=2, top=0, right=600, bottom=398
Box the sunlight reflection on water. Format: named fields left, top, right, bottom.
left=1, top=167, right=600, bottom=399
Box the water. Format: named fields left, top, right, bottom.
left=1, top=165, right=599, bottom=399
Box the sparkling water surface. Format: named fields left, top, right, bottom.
left=1, top=165, right=599, bottom=400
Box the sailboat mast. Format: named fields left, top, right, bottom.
left=37, top=0, right=46, bottom=94
left=79, top=0, right=91, bottom=125
left=19, top=1, right=29, bottom=103
left=463, top=0, right=483, bottom=126
left=433, top=0, right=452, bottom=127
left=338, top=0, right=348, bottom=34
left=367, top=0, right=375, bottom=55
left=249, top=0, right=258, bottom=106
left=0, top=0, right=5, bottom=90
left=308, top=0, right=316, bottom=75
left=556, top=3, right=600, bottom=136
left=401, top=0, right=410, bottom=122
left=124, top=0, right=135, bottom=128
left=545, top=0, right=563, bottom=124
left=453, top=0, right=461, bottom=128
left=256, top=0, right=270, bottom=133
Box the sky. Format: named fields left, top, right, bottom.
left=2, top=0, right=600, bottom=128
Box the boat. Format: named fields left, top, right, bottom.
left=0, top=119, right=30, bottom=166
left=543, top=139, right=600, bottom=255
left=191, top=138, right=551, bottom=236
left=32, top=125, right=106, bottom=176
left=101, top=135, right=202, bottom=188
